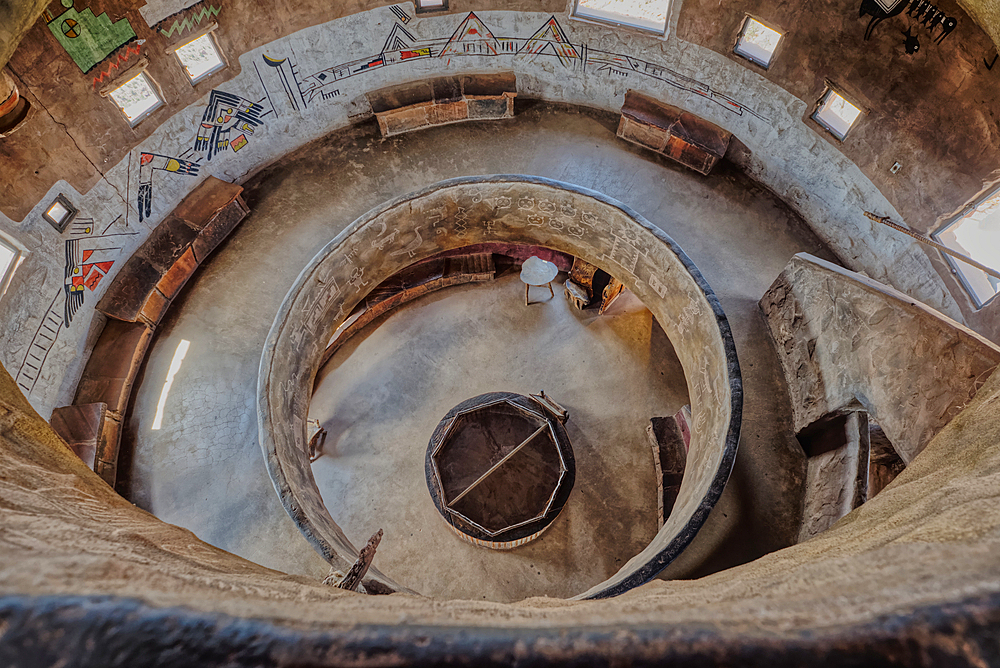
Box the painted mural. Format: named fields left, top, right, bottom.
left=859, top=0, right=957, bottom=51
left=43, top=0, right=137, bottom=74
left=159, top=4, right=222, bottom=39
left=90, top=42, right=143, bottom=89
left=15, top=218, right=136, bottom=396
left=137, top=153, right=201, bottom=223
left=10, top=5, right=782, bottom=407
left=253, top=12, right=769, bottom=121
left=194, top=90, right=266, bottom=160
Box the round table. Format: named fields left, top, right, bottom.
left=520, top=256, right=559, bottom=305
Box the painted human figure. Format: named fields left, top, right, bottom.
left=137, top=152, right=200, bottom=222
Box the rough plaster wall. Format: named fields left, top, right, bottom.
left=678, top=0, right=1000, bottom=333
left=2, top=351, right=1000, bottom=657
left=798, top=413, right=864, bottom=542
left=761, top=253, right=1000, bottom=463
left=960, top=0, right=1000, bottom=50
left=0, top=5, right=973, bottom=418
left=0, top=0, right=48, bottom=68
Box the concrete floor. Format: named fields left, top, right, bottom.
left=121, top=102, right=836, bottom=600
left=311, top=275, right=685, bottom=601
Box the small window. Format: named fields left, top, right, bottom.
left=574, top=0, right=669, bottom=33
left=734, top=17, right=782, bottom=68
left=43, top=193, right=78, bottom=233
left=932, top=186, right=1000, bottom=308
left=174, top=33, right=225, bottom=83
left=812, top=88, right=862, bottom=140
left=0, top=237, right=21, bottom=299
left=415, top=0, right=447, bottom=12
left=108, top=72, right=162, bottom=125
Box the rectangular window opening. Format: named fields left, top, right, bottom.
left=932, top=186, right=1000, bottom=308
left=734, top=17, right=782, bottom=68
left=416, top=0, right=447, bottom=11
left=812, top=88, right=862, bottom=140
left=0, top=237, right=22, bottom=300
left=43, top=193, right=78, bottom=233
left=175, top=32, right=225, bottom=83
left=573, top=0, right=670, bottom=34
left=108, top=72, right=162, bottom=126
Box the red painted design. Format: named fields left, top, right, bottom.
left=91, top=42, right=143, bottom=89
left=84, top=269, right=103, bottom=291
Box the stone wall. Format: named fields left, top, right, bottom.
left=3, top=344, right=1000, bottom=662
left=760, top=253, right=1000, bottom=463
left=257, top=176, right=741, bottom=599
left=1, top=3, right=998, bottom=417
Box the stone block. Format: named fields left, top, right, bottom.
left=647, top=409, right=689, bottom=527
left=367, top=81, right=435, bottom=113
left=617, top=116, right=668, bottom=153
left=797, top=411, right=870, bottom=541
left=139, top=287, right=170, bottom=325
left=192, top=196, right=249, bottom=262
left=97, top=255, right=162, bottom=322
left=460, top=72, right=516, bottom=97
left=172, top=177, right=243, bottom=229
left=371, top=75, right=515, bottom=137
left=618, top=90, right=731, bottom=175
left=139, top=216, right=199, bottom=274
left=378, top=103, right=431, bottom=136
left=431, top=77, right=462, bottom=104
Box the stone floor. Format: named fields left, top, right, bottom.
left=311, top=275, right=684, bottom=601
left=121, top=102, right=836, bottom=601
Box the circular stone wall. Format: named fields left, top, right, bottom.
left=257, top=175, right=742, bottom=599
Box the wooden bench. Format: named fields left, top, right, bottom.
left=367, top=73, right=516, bottom=137
left=618, top=90, right=732, bottom=175
left=50, top=177, right=248, bottom=488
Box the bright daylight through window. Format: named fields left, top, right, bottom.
left=175, top=33, right=225, bottom=83
left=0, top=237, right=20, bottom=298
left=932, top=186, right=1000, bottom=307
left=108, top=72, right=162, bottom=125
left=812, top=89, right=862, bottom=140
left=734, top=17, right=782, bottom=67
left=574, top=0, right=669, bottom=33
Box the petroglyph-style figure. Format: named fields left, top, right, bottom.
left=195, top=90, right=265, bottom=160
left=390, top=228, right=423, bottom=258
left=137, top=153, right=200, bottom=223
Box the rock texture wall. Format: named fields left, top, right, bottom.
left=257, top=176, right=741, bottom=599
left=760, top=253, right=1000, bottom=463
left=1, top=3, right=992, bottom=418
left=3, top=346, right=1000, bottom=662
